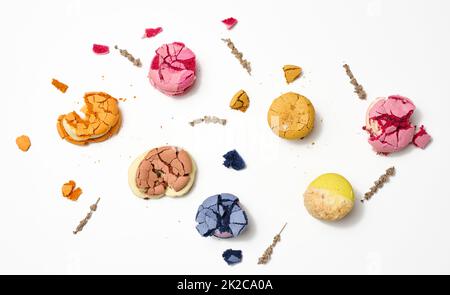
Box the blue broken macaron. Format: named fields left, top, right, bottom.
left=222, top=249, right=243, bottom=265
left=223, top=150, right=246, bottom=170
left=195, top=193, right=248, bottom=238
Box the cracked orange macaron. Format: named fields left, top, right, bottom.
left=128, top=146, right=196, bottom=199
left=267, top=92, right=315, bottom=140
left=57, top=92, right=122, bottom=145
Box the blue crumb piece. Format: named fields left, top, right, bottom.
left=223, top=150, right=246, bottom=171
left=222, top=249, right=243, bottom=265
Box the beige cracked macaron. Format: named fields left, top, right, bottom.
left=128, top=146, right=196, bottom=199
left=303, top=173, right=354, bottom=221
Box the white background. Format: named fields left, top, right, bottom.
left=1, top=0, right=449, bottom=275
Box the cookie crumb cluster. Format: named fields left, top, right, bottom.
left=222, top=38, right=251, bottom=75
left=258, top=223, right=287, bottom=265
left=189, top=116, right=227, bottom=126
left=343, top=64, right=367, bottom=100
left=362, top=167, right=395, bottom=202
left=115, top=45, right=142, bottom=67
left=73, top=198, right=101, bottom=234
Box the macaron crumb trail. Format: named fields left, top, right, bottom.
left=230, top=90, right=250, bottom=112
left=362, top=167, right=395, bottom=203
left=189, top=116, right=227, bottom=126
left=343, top=64, right=366, bottom=100
left=221, top=38, right=251, bottom=75
left=223, top=150, right=246, bottom=171
left=61, top=180, right=83, bottom=201
left=15, top=135, right=31, bottom=152
left=258, top=223, right=287, bottom=265
left=73, top=198, right=100, bottom=235
left=222, top=249, right=242, bottom=265
left=283, top=65, right=302, bottom=84
left=51, top=79, right=68, bottom=93
left=114, top=45, right=142, bottom=67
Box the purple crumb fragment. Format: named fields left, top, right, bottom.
left=222, top=249, right=242, bottom=265
left=195, top=193, right=248, bottom=239
left=223, top=150, right=246, bottom=170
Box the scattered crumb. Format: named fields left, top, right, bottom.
left=311, top=142, right=315, bottom=145
left=343, top=64, right=367, bottom=100
left=362, top=167, right=395, bottom=202
left=283, top=65, right=302, bottom=84
left=258, top=223, right=287, bottom=265
left=73, top=198, right=100, bottom=234
left=189, top=116, right=227, bottom=126
left=16, top=135, right=31, bottom=152
left=52, top=79, right=68, bottom=93
left=222, top=38, right=251, bottom=75
left=114, top=45, right=142, bottom=67
left=61, top=180, right=83, bottom=201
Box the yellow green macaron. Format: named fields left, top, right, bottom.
left=303, top=173, right=354, bottom=221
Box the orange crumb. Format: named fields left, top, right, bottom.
left=61, top=180, right=83, bottom=201
left=16, top=135, right=31, bottom=152
left=52, top=79, right=69, bottom=93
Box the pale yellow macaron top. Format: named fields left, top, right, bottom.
left=304, top=173, right=354, bottom=221
left=308, top=173, right=354, bottom=202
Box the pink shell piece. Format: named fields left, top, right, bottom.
left=222, top=17, right=238, bottom=30
left=143, top=27, right=163, bottom=38
left=148, top=42, right=196, bottom=96
left=413, top=125, right=432, bottom=149
left=92, top=44, right=109, bottom=55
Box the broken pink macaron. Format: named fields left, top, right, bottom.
left=148, top=42, right=196, bottom=96
left=364, top=95, right=431, bottom=154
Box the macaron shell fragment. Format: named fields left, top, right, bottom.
left=229, top=90, right=250, bottom=112
left=268, top=92, right=315, bottom=139
left=283, top=65, right=302, bottom=84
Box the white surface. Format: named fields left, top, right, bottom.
left=1, top=0, right=449, bottom=275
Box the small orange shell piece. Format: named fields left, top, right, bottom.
left=52, top=79, right=69, bottom=93
left=16, top=135, right=31, bottom=152
left=61, top=180, right=83, bottom=201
